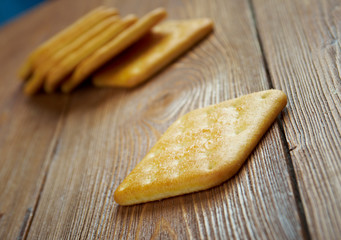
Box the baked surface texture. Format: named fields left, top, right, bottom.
left=114, top=89, right=287, bottom=205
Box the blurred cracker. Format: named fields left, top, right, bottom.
left=92, top=18, right=213, bottom=89
left=19, top=6, right=118, bottom=81
left=61, top=8, right=167, bottom=93
left=24, top=16, right=120, bottom=95
left=44, top=15, right=137, bottom=93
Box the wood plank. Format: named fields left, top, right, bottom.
left=24, top=0, right=306, bottom=239
left=0, top=1, right=99, bottom=239
left=252, top=0, right=341, bottom=239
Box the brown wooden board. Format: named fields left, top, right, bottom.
left=3, top=0, right=339, bottom=238
left=24, top=0, right=303, bottom=239
left=252, top=0, right=341, bottom=239
left=0, top=0, right=98, bottom=239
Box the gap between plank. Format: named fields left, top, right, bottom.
left=18, top=96, right=70, bottom=240
left=247, top=0, right=312, bottom=239
left=17, top=208, right=32, bottom=240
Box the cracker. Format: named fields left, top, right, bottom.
left=92, top=18, right=213, bottom=88
left=44, top=15, right=137, bottom=93
left=19, top=6, right=118, bottom=80
left=43, top=16, right=121, bottom=73
left=24, top=71, right=45, bottom=95
left=61, top=8, right=167, bottom=93
left=23, top=16, right=120, bottom=95
left=114, top=90, right=287, bottom=205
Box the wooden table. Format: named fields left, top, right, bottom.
left=0, top=0, right=340, bottom=239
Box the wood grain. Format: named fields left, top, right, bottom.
left=13, top=0, right=305, bottom=239
left=252, top=0, right=341, bottom=239
left=0, top=0, right=98, bottom=239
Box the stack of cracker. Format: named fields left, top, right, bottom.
left=19, top=7, right=214, bottom=94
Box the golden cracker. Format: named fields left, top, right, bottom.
left=43, top=16, right=121, bottom=72
left=92, top=18, right=213, bottom=88
left=61, top=8, right=167, bottom=93
left=19, top=6, right=118, bottom=80
left=24, top=70, right=45, bottom=95
left=44, top=15, right=137, bottom=93
left=24, top=16, right=120, bottom=95
left=19, top=7, right=104, bottom=80
left=114, top=90, right=287, bottom=205
left=34, top=8, right=119, bottom=68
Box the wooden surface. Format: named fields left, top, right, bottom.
left=253, top=0, right=341, bottom=239
left=0, top=0, right=339, bottom=239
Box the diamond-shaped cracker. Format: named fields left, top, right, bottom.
left=114, top=90, right=287, bottom=205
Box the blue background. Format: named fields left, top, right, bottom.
left=0, top=0, right=46, bottom=26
